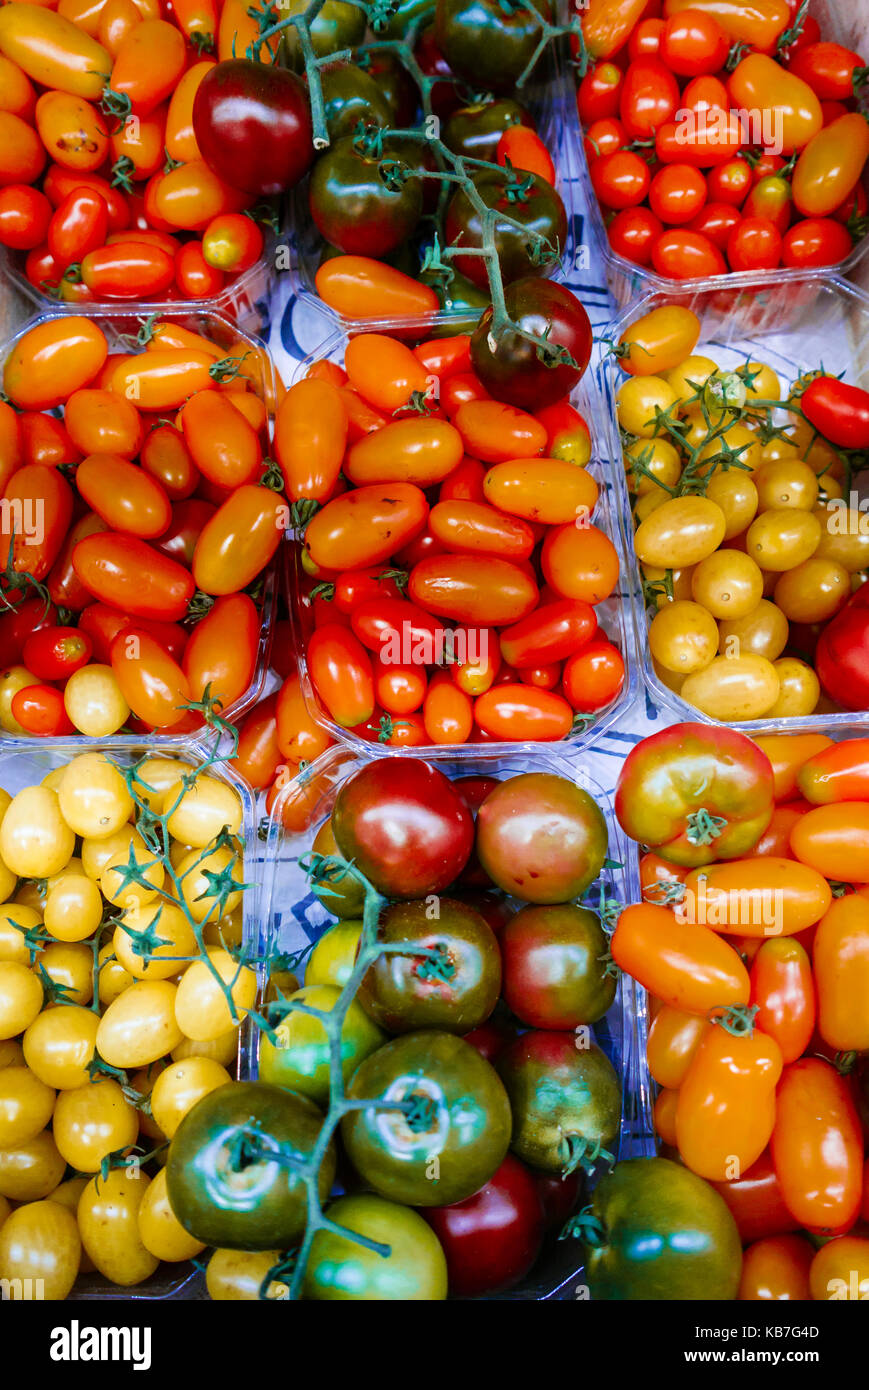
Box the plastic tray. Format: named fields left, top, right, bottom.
left=574, top=0, right=869, bottom=309
left=0, top=306, right=279, bottom=748
left=596, top=272, right=869, bottom=734
left=0, top=733, right=261, bottom=1301
left=286, top=316, right=638, bottom=760
left=259, top=742, right=654, bottom=1301
left=1, top=224, right=279, bottom=341
left=284, top=32, right=587, bottom=333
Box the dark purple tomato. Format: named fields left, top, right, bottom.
left=475, top=772, right=608, bottom=904
left=470, top=279, right=593, bottom=410
left=193, top=60, right=314, bottom=196
left=331, top=758, right=474, bottom=898
left=464, top=1017, right=517, bottom=1064
left=422, top=1154, right=545, bottom=1296
left=308, top=135, right=423, bottom=257
left=501, top=903, right=616, bottom=1029
left=357, top=897, right=502, bottom=1034
left=445, top=170, right=566, bottom=289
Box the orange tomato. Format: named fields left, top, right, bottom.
left=541, top=522, right=620, bottom=604
left=315, top=256, right=439, bottom=320
left=275, top=671, right=332, bottom=764
left=181, top=390, right=262, bottom=490
left=408, top=555, right=538, bottom=626
left=483, top=459, right=599, bottom=525
left=646, top=1004, right=711, bottom=1089
left=749, top=938, right=815, bottom=1063
left=344, top=335, right=430, bottom=414
left=809, top=1235, right=869, bottom=1300
left=155, top=160, right=247, bottom=231
left=274, top=379, right=348, bottom=504
left=109, top=19, right=186, bottom=115
left=110, top=627, right=191, bottom=729
left=429, top=500, right=535, bottom=560
left=754, top=733, right=834, bottom=802
left=681, top=857, right=832, bottom=937
left=64, top=389, right=142, bottom=459
left=0, top=5, right=111, bottom=100
left=98, top=0, right=143, bottom=58
left=793, top=114, right=869, bottom=218
left=182, top=592, right=259, bottom=712
left=140, top=424, right=199, bottom=500
left=0, top=112, right=45, bottom=187
left=454, top=400, right=547, bottom=463
left=76, top=453, right=171, bottom=539
left=35, top=91, right=109, bottom=173
left=164, top=59, right=214, bottom=164
left=653, top=1086, right=679, bottom=1146
left=738, top=1234, right=813, bottom=1301
left=423, top=674, right=473, bottom=746
left=0, top=55, right=36, bottom=122
left=4, top=318, right=108, bottom=411
left=675, top=1021, right=782, bottom=1181
left=611, top=902, right=750, bottom=1015
left=109, top=102, right=166, bottom=180
left=217, top=0, right=280, bottom=63
left=304, top=484, right=428, bottom=571
left=108, top=350, right=215, bottom=411
left=345, top=419, right=464, bottom=488
left=812, top=894, right=869, bottom=1053
left=771, top=1057, right=864, bottom=1234
left=790, top=802, right=869, bottom=882
left=496, top=126, right=555, bottom=183
left=192, top=484, right=284, bottom=596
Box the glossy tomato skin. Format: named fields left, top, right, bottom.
left=444, top=170, right=566, bottom=289
left=166, top=1081, right=335, bottom=1250
left=193, top=59, right=314, bottom=196
left=711, top=1148, right=800, bottom=1245
left=771, top=1057, right=864, bottom=1235
left=422, top=1154, right=545, bottom=1296
left=435, top=0, right=552, bottom=93
left=582, top=1157, right=742, bottom=1299
left=192, top=485, right=284, bottom=596
left=497, top=1031, right=620, bottom=1172
left=500, top=903, right=616, bottom=1029
left=332, top=758, right=474, bottom=897
left=310, top=137, right=422, bottom=258
left=357, top=897, right=501, bottom=1034
left=73, top=533, right=195, bottom=621
left=342, top=1030, right=512, bottom=1206
left=183, top=592, right=259, bottom=711
left=471, top=279, right=592, bottom=410
left=476, top=773, right=607, bottom=903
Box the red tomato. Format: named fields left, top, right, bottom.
left=649, top=164, right=707, bottom=225
left=47, top=187, right=108, bottom=268
left=140, top=424, right=200, bottom=501
left=661, top=9, right=729, bottom=74
left=782, top=217, right=852, bottom=268
left=771, top=1058, right=864, bottom=1234
left=153, top=500, right=215, bottom=568
left=651, top=229, right=726, bottom=277
left=73, top=532, right=195, bottom=621
left=738, top=1234, right=813, bottom=1301
left=232, top=692, right=281, bottom=789
left=499, top=599, right=596, bottom=668
left=562, top=639, right=625, bottom=712
left=423, top=1156, right=544, bottom=1297
left=749, top=938, right=816, bottom=1064
left=707, top=158, right=752, bottom=207
left=688, top=201, right=741, bottom=250
left=202, top=213, right=264, bottom=274
left=726, top=217, right=782, bottom=270
left=11, top=684, right=74, bottom=737
left=307, top=624, right=374, bottom=728
left=349, top=596, right=443, bottom=655
left=409, top=555, right=538, bottom=627
left=577, top=62, right=624, bottom=124
left=584, top=116, right=627, bottom=161
left=607, top=205, right=664, bottom=265
left=174, top=240, right=225, bottom=299
left=453, top=401, right=546, bottom=462
left=3, top=464, right=73, bottom=581
left=81, top=244, right=176, bottom=298
left=495, top=127, right=555, bottom=184
left=619, top=57, right=679, bottom=140
left=275, top=670, right=333, bottom=764
left=0, top=185, right=52, bottom=251
left=712, top=1149, right=799, bottom=1244
left=590, top=149, right=651, bottom=210
left=473, top=684, right=573, bottom=741
left=18, top=413, right=79, bottom=470
left=22, top=626, right=92, bottom=681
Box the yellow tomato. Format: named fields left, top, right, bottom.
left=809, top=1236, right=869, bottom=1301
left=100, top=842, right=165, bottom=910
left=745, top=509, right=821, bottom=572
left=768, top=658, right=820, bottom=718
left=641, top=565, right=695, bottom=609
left=64, top=664, right=130, bottom=736
left=753, top=458, right=818, bottom=512
left=743, top=361, right=780, bottom=410
left=0, top=852, right=17, bottom=905
left=719, top=600, right=789, bottom=660
left=171, top=1027, right=238, bottom=1067
left=691, top=550, right=764, bottom=620
left=258, top=984, right=385, bottom=1105
left=150, top=1056, right=231, bottom=1138
left=53, top=1078, right=138, bottom=1172
left=97, top=980, right=183, bottom=1068
left=81, top=823, right=138, bottom=880
left=173, top=949, right=256, bottom=1041
left=206, top=1246, right=287, bottom=1300
left=773, top=558, right=850, bottom=624
left=58, top=752, right=133, bottom=838
left=23, top=1003, right=99, bottom=1089
left=134, top=757, right=196, bottom=810
left=681, top=654, right=780, bottom=721
left=177, top=845, right=244, bottom=923
left=0, top=1128, right=65, bottom=1200
left=113, top=902, right=199, bottom=982
left=624, top=437, right=681, bottom=497
left=664, top=354, right=718, bottom=405
left=44, top=873, right=103, bottom=943
left=0, top=1065, right=55, bottom=1147
left=202, top=905, right=243, bottom=951
left=648, top=601, right=717, bottom=675
left=137, top=1165, right=206, bottom=1262
left=705, top=470, right=758, bottom=539
left=0, top=1198, right=81, bottom=1299
left=0, top=904, right=43, bottom=966
left=78, top=1167, right=159, bottom=1286
left=695, top=422, right=762, bottom=476
left=163, top=774, right=243, bottom=847
left=0, top=1039, right=24, bottom=1069
left=98, top=941, right=134, bottom=1006
left=306, top=921, right=363, bottom=989
left=617, top=375, right=679, bottom=438
left=617, top=306, right=701, bottom=376
left=37, top=941, right=94, bottom=1007
left=812, top=504, right=869, bottom=572
left=0, top=961, right=43, bottom=1039
left=0, top=787, right=74, bottom=878
left=635, top=496, right=727, bottom=568
left=128, top=1060, right=168, bottom=1142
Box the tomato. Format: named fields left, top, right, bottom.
left=0, top=1199, right=80, bottom=1300
left=315, top=256, right=439, bottom=320
left=661, top=8, right=728, bottom=74
left=0, top=185, right=51, bottom=251
left=682, top=857, right=832, bottom=937
left=607, top=204, right=663, bottom=265
left=738, top=1234, right=813, bottom=1301
left=651, top=229, right=726, bottom=278
left=539, top=524, right=620, bottom=607
left=712, top=1148, right=799, bottom=1244
left=675, top=1021, right=783, bottom=1181
left=790, top=41, right=867, bottom=101
left=801, top=374, right=869, bottom=449
left=73, top=453, right=171, bottom=540
left=4, top=464, right=74, bottom=581
left=743, top=175, right=792, bottom=233
left=181, top=390, right=262, bottom=491
left=612, top=903, right=750, bottom=1014
left=307, top=624, right=374, bottom=729
left=591, top=149, right=651, bottom=209
left=430, top=500, right=535, bottom=560
left=647, top=1005, right=710, bottom=1089
left=748, top=937, right=815, bottom=1064
left=649, top=164, right=707, bottom=224
left=81, top=243, right=176, bottom=298
left=471, top=280, right=592, bottom=412
left=495, top=125, right=554, bottom=185
left=193, top=58, right=312, bottom=197
left=344, top=1030, right=510, bottom=1205
left=501, top=903, right=615, bottom=1029
left=617, top=306, right=701, bottom=378
left=409, top=554, right=538, bottom=626
left=43, top=166, right=129, bottom=233
left=727, top=217, right=782, bottom=271
left=477, top=772, right=606, bottom=903
left=73, top=532, right=194, bottom=621
left=616, top=722, right=774, bottom=867
left=65, top=388, right=142, bottom=459
left=813, top=895, right=869, bottom=1053
left=498, top=598, right=596, bottom=669
left=304, top=484, right=427, bottom=571
left=782, top=217, right=852, bottom=267
left=793, top=114, right=869, bottom=217
left=753, top=732, right=833, bottom=802
left=274, top=379, right=347, bottom=504
left=619, top=56, right=679, bottom=142
left=232, top=692, right=280, bottom=788
left=707, top=158, right=752, bottom=206
left=4, top=317, right=107, bottom=412
left=423, top=1154, right=543, bottom=1297
left=0, top=6, right=111, bottom=101
left=259, top=982, right=383, bottom=1103
left=454, top=400, right=545, bottom=462
left=562, top=640, right=625, bottom=712
left=175, top=241, right=225, bottom=299
left=192, top=485, right=283, bottom=596
left=109, top=627, right=190, bottom=728
left=497, top=1030, right=619, bottom=1174
left=422, top=674, right=473, bottom=745
left=305, top=1193, right=447, bottom=1302
left=729, top=54, right=822, bottom=155
left=580, top=1156, right=741, bottom=1299
left=22, top=627, right=91, bottom=682
left=484, top=458, right=598, bottom=526
left=577, top=59, right=624, bottom=122
left=809, top=1235, right=869, bottom=1301
left=771, top=1058, right=864, bottom=1234
left=662, top=0, right=789, bottom=47
left=790, top=802, right=869, bottom=882
left=346, top=419, right=463, bottom=488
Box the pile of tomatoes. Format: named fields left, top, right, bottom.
left=0, top=313, right=283, bottom=737
left=614, top=722, right=869, bottom=1301
left=158, top=755, right=627, bottom=1299
left=0, top=0, right=278, bottom=302
left=613, top=303, right=869, bottom=723
left=268, top=315, right=627, bottom=751
left=0, top=750, right=252, bottom=1297
left=577, top=0, right=869, bottom=278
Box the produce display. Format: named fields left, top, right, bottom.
left=613, top=722, right=869, bottom=1302
left=612, top=300, right=869, bottom=723
left=0, top=312, right=279, bottom=737
left=1, top=0, right=869, bottom=1315
left=576, top=0, right=869, bottom=280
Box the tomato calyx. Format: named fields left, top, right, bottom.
left=111, top=157, right=136, bottom=194
left=209, top=353, right=250, bottom=384
left=377, top=714, right=412, bottom=742
left=413, top=942, right=457, bottom=983
left=560, top=1204, right=606, bottom=1246
left=99, top=82, right=133, bottom=130
left=713, top=1003, right=759, bottom=1037
left=559, top=1129, right=615, bottom=1179
left=685, top=807, right=728, bottom=847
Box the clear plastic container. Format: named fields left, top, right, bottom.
left=0, top=306, right=279, bottom=748
left=1, top=224, right=279, bottom=341
left=284, top=34, right=587, bottom=333
left=259, top=743, right=654, bottom=1301
left=0, top=733, right=260, bottom=1300
left=574, top=0, right=869, bottom=309
left=596, top=272, right=869, bottom=734
left=285, top=317, right=638, bottom=760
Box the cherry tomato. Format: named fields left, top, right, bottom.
left=423, top=1155, right=544, bottom=1297
left=661, top=8, right=728, bottom=74
left=192, top=484, right=283, bottom=595
left=0, top=185, right=51, bottom=251
left=73, top=532, right=195, bottom=621
left=183, top=592, right=259, bottom=713
left=232, top=692, right=280, bottom=788
left=11, top=684, right=75, bottom=737
left=81, top=244, right=176, bottom=298
left=813, top=895, right=869, bottom=1054
left=606, top=205, right=663, bottom=265
left=726, top=217, right=782, bottom=271
left=712, top=1149, right=799, bottom=1244
left=793, top=114, right=869, bottom=217
left=782, top=217, right=852, bottom=268
left=676, top=1021, right=782, bottom=1181
left=111, top=18, right=187, bottom=115
left=749, top=938, right=815, bottom=1064
left=174, top=241, right=225, bottom=299
left=181, top=389, right=261, bottom=491
left=307, top=624, right=374, bottom=728
left=304, top=484, right=428, bottom=571
left=619, top=56, right=679, bottom=141
left=562, top=639, right=625, bottom=712
left=771, top=1058, right=864, bottom=1234
left=612, top=903, right=750, bottom=1015
left=76, top=453, right=172, bottom=539
left=110, top=627, right=191, bottom=729
left=4, top=317, right=107, bottom=411
left=651, top=229, right=726, bottom=277
left=738, top=1234, right=813, bottom=1301
left=315, top=256, right=439, bottom=320
left=22, top=626, right=92, bottom=681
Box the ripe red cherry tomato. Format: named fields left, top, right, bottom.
left=22, top=626, right=92, bottom=681
left=47, top=188, right=109, bottom=269
left=782, top=217, right=852, bottom=268
left=648, top=164, right=707, bottom=225
left=661, top=10, right=729, bottom=76
left=607, top=205, right=664, bottom=265
left=11, top=684, right=75, bottom=736
left=562, top=639, right=625, bottom=712
left=726, top=217, right=783, bottom=271
left=422, top=1155, right=544, bottom=1296
left=651, top=229, right=726, bottom=278
left=0, top=185, right=52, bottom=251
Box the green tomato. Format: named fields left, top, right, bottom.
left=258, top=984, right=385, bottom=1105
left=580, top=1157, right=743, bottom=1300
left=497, top=1032, right=621, bottom=1174
left=303, top=1193, right=448, bottom=1301
left=342, top=1030, right=511, bottom=1206
left=283, top=0, right=367, bottom=67
left=356, top=897, right=501, bottom=1034
left=165, top=1081, right=335, bottom=1251
left=311, top=819, right=366, bottom=919
left=305, top=921, right=363, bottom=989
